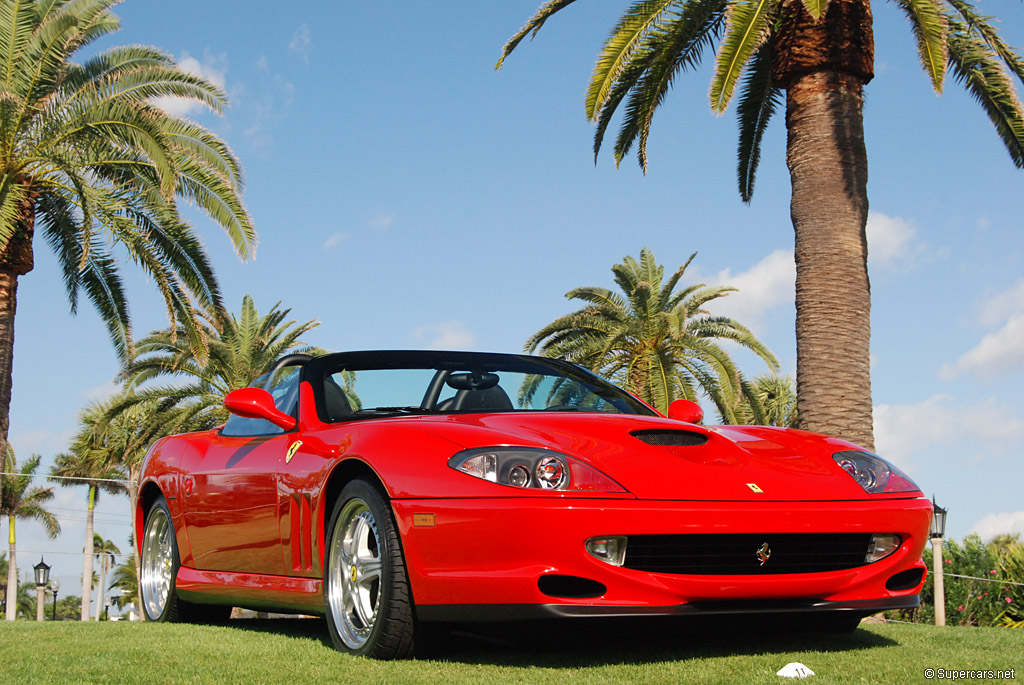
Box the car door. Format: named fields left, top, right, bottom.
left=180, top=366, right=302, bottom=576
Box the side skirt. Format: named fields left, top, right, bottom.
left=176, top=566, right=324, bottom=615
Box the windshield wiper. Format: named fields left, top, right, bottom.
left=359, top=406, right=428, bottom=415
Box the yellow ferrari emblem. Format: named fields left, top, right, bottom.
left=285, top=441, right=303, bottom=464
left=746, top=483, right=764, bottom=493
left=351, top=565, right=358, bottom=582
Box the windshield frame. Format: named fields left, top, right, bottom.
left=301, top=350, right=658, bottom=422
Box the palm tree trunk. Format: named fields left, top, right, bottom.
left=786, top=71, right=874, bottom=450
left=1, top=199, right=34, bottom=621
left=95, top=552, right=106, bottom=621
left=5, top=516, right=15, bottom=620
left=81, top=485, right=96, bottom=621
left=129, top=466, right=143, bottom=616
left=776, top=0, right=875, bottom=449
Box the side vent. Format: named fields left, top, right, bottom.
left=631, top=429, right=708, bottom=447
left=289, top=493, right=313, bottom=572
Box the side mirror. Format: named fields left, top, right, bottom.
left=667, top=399, right=704, bottom=424
left=224, top=387, right=297, bottom=431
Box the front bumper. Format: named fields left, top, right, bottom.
left=392, top=496, right=931, bottom=620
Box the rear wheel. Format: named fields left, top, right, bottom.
left=324, top=480, right=416, bottom=658
left=139, top=496, right=230, bottom=623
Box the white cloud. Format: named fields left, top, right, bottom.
left=866, top=211, right=916, bottom=267
left=151, top=51, right=228, bottom=117
left=8, top=428, right=75, bottom=458
left=371, top=212, right=395, bottom=231
left=874, top=395, right=1024, bottom=472
left=414, top=321, right=476, bottom=350
left=942, top=314, right=1024, bottom=379
left=971, top=510, right=1024, bottom=541
left=289, top=25, right=311, bottom=63
left=706, top=249, right=794, bottom=328
left=978, top=279, right=1024, bottom=328
left=943, top=279, right=1024, bottom=379
left=323, top=232, right=350, bottom=249
left=83, top=380, right=120, bottom=403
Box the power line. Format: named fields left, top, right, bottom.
left=0, top=471, right=130, bottom=485
left=946, top=572, right=1024, bottom=588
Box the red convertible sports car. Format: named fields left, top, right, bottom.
left=137, top=350, right=931, bottom=658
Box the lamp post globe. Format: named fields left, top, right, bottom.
left=33, top=558, right=50, bottom=622
left=51, top=578, right=60, bottom=621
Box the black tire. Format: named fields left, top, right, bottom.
left=139, top=496, right=231, bottom=624
left=323, top=479, right=416, bottom=658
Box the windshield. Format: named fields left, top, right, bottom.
left=313, top=351, right=656, bottom=420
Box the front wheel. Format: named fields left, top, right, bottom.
left=139, top=496, right=183, bottom=622
left=324, top=480, right=416, bottom=658
left=139, top=496, right=230, bottom=624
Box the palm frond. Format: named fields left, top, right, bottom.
left=709, top=0, right=775, bottom=114
left=893, top=0, right=948, bottom=93
left=947, top=16, right=1024, bottom=168
left=736, top=40, right=781, bottom=202
left=586, top=0, right=677, bottom=119
left=497, top=0, right=581, bottom=69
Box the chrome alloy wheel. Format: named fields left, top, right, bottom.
left=327, top=498, right=384, bottom=649
left=140, top=504, right=174, bottom=620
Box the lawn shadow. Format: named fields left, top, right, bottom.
left=428, top=616, right=899, bottom=667
left=215, top=614, right=899, bottom=667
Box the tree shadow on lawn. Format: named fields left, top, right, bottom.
left=220, top=615, right=897, bottom=667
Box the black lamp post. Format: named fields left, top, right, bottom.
left=33, top=558, right=50, bottom=622
left=50, top=579, right=60, bottom=621
left=930, top=496, right=948, bottom=626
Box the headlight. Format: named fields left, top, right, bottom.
left=833, top=450, right=919, bottom=494
left=449, top=447, right=627, bottom=492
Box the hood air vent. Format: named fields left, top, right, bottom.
left=631, top=429, right=708, bottom=447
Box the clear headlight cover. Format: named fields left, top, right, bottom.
left=449, top=447, right=627, bottom=492
left=833, top=450, right=920, bottom=494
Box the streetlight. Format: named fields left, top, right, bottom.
left=33, top=558, right=50, bottom=622
left=930, top=496, right=948, bottom=627
left=50, top=579, right=60, bottom=621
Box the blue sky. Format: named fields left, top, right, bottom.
left=5, top=1, right=1024, bottom=609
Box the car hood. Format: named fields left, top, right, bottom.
left=408, top=412, right=884, bottom=501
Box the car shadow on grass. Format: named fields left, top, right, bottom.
left=434, top=616, right=898, bottom=667
left=219, top=615, right=898, bottom=667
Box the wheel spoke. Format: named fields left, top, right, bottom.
left=357, top=557, right=382, bottom=585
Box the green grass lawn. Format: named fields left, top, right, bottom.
left=2, top=617, right=1021, bottom=684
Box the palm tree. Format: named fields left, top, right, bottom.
left=526, top=248, right=778, bottom=420
left=75, top=398, right=154, bottom=613
left=734, top=374, right=798, bottom=427
left=1, top=447, right=59, bottom=620
left=114, top=294, right=321, bottom=433
left=499, top=0, right=1024, bottom=449
left=49, top=445, right=127, bottom=621
left=0, top=0, right=257, bottom=490
left=92, top=533, right=120, bottom=620
left=108, top=552, right=137, bottom=613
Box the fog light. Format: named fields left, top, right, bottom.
left=586, top=536, right=628, bottom=566
left=866, top=533, right=902, bottom=563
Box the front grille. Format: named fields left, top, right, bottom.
left=624, top=533, right=873, bottom=575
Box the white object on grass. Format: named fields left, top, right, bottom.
left=776, top=662, right=815, bottom=678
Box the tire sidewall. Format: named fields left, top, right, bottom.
left=324, top=479, right=402, bottom=657
left=141, top=496, right=180, bottom=622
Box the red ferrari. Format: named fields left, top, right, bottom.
left=137, top=350, right=930, bottom=658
